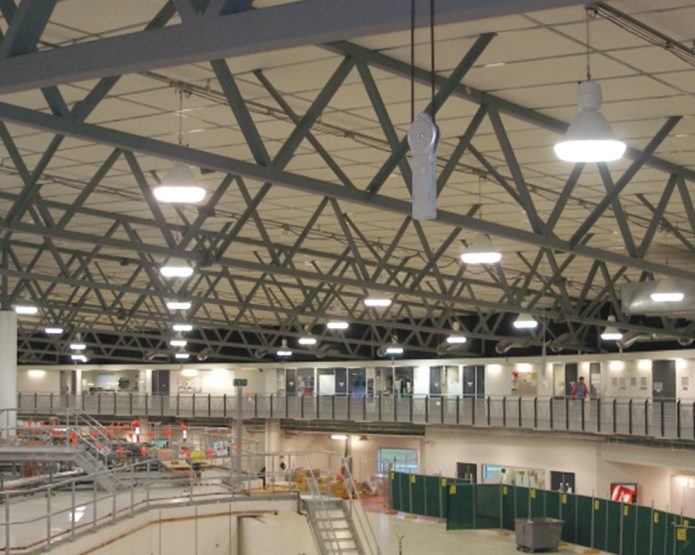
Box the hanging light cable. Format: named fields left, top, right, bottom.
left=154, top=88, right=206, bottom=204
left=554, top=7, right=626, bottom=163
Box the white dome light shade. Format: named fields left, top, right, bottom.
left=160, top=264, right=194, bottom=278
left=601, top=327, right=623, bottom=341
left=327, top=321, right=349, bottom=330
left=364, top=297, right=392, bottom=308
left=277, top=349, right=293, bottom=357
left=71, top=354, right=87, bottom=363
left=170, top=339, right=187, bottom=347
left=69, top=343, right=86, bottom=351
left=554, top=81, right=626, bottom=163
left=514, top=313, right=538, bottom=329
left=446, top=335, right=467, bottom=345
left=174, top=352, right=190, bottom=360
left=172, top=323, right=193, bottom=332
left=153, top=164, right=206, bottom=204
left=167, top=301, right=192, bottom=310
left=298, top=337, right=317, bottom=346
left=14, top=304, right=38, bottom=315
left=650, top=279, right=684, bottom=303
left=385, top=345, right=404, bottom=355
left=45, top=327, right=64, bottom=335
left=460, top=233, right=502, bottom=265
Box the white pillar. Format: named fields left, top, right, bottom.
left=0, top=310, right=17, bottom=436
left=265, top=419, right=282, bottom=487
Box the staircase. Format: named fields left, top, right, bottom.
left=304, top=496, right=365, bottom=555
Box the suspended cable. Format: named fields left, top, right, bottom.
left=410, top=0, right=415, bottom=124
left=430, top=0, right=435, bottom=122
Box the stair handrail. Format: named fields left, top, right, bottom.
left=324, top=450, right=381, bottom=555
left=300, top=451, right=345, bottom=554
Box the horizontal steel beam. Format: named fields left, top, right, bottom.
left=0, top=0, right=585, bottom=95
left=0, top=101, right=692, bottom=283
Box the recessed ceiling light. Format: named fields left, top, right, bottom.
left=14, top=304, right=38, bottom=315
left=45, top=327, right=64, bottom=335
left=172, top=323, right=193, bottom=332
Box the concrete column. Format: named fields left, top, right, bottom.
left=0, top=310, right=17, bottom=436
left=265, top=419, right=282, bottom=487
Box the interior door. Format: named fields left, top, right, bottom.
left=463, top=366, right=476, bottom=397
left=430, top=366, right=442, bottom=395
left=335, top=368, right=347, bottom=395
left=457, top=462, right=477, bottom=483
left=152, top=370, right=170, bottom=395
left=476, top=365, right=485, bottom=398
left=589, top=362, right=601, bottom=398
left=348, top=368, right=365, bottom=396
left=564, top=363, right=578, bottom=396
left=285, top=368, right=296, bottom=395
left=652, top=360, right=676, bottom=399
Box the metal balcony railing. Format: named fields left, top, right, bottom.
left=15, top=392, right=695, bottom=442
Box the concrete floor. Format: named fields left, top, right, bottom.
left=367, top=511, right=609, bottom=555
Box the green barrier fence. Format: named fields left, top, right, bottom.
left=389, top=471, right=695, bottom=554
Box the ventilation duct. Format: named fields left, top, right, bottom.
left=495, top=339, right=531, bottom=354
left=621, top=281, right=695, bottom=318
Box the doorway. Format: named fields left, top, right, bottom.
left=652, top=360, right=676, bottom=399
left=457, top=462, right=477, bottom=484
left=550, top=471, right=576, bottom=493
left=463, top=365, right=484, bottom=398
left=152, top=370, right=170, bottom=395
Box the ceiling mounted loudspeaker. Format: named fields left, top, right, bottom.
left=554, top=81, right=626, bottom=163
left=460, top=233, right=501, bottom=265
left=153, top=164, right=206, bottom=204
left=408, top=112, right=440, bottom=221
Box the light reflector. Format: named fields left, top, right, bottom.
left=170, top=339, right=187, bottom=347
left=460, top=233, right=501, bottom=265
left=327, top=321, right=349, bottom=330
left=160, top=265, right=194, bottom=278
left=167, top=301, right=192, bottom=310
left=364, top=297, right=392, bottom=308
left=174, top=352, right=190, bottom=360
left=298, top=337, right=317, bottom=346
left=14, top=304, right=38, bottom=315
left=172, top=323, right=193, bottom=332
left=513, top=313, right=538, bottom=329
left=45, top=327, right=64, bottom=335
left=446, top=335, right=467, bottom=344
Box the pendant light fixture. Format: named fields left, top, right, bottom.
left=600, top=315, right=623, bottom=341
left=45, top=327, right=64, bottom=335
left=460, top=233, right=501, bottom=265
left=364, top=292, right=392, bottom=308
left=446, top=322, right=467, bottom=344
left=298, top=325, right=318, bottom=346
left=514, top=312, right=538, bottom=330
left=160, top=259, right=194, bottom=278
left=154, top=88, right=206, bottom=204
left=327, top=321, right=349, bottom=331
left=172, top=323, right=193, bottom=332
left=14, top=303, right=38, bottom=315
left=276, top=338, right=292, bottom=357
left=650, top=277, right=684, bottom=303
left=554, top=8, right=625, bottom=163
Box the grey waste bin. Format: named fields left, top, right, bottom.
left=514, top=518, right=564, bottom=552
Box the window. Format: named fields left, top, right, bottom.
left=378, top=448, right=418, bottom=473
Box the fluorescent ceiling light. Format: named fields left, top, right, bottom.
left=276, top=349, right=293, bottom=357
left=14, top=304, right=38, bottom=315
left=174, top=352, right=190, bottom=360
left=71, top=354, right=87, bottom=363
left=554, top=81, right=626, bottom=163
left=364, top=297, right=392, bottom=308
left=153, top=164, right=206, bottom=204
left=298, top=337, right=317, bottom=346
left=169, top=339, right=187, bottom=347
left=650, top=279, right=684, bottom=303
left=69, top=343, right=86, bottom=351
left=460, top=233, right=501, bottom=265
left=331, top=434, right=348, bottom=441
left=45, top=327, right=64, bottom=335
left=160, top=264, right=194, bottom=278
left=327, top=321, right=349, bottom=330
left=172, top=323, right=193, bottom=332
left=385, top=346, right=404, bottom=355
left=167, top=301, right=192, bottom=310
left=446, top=335, right=468, bottom=345
left=513, top=313, right=538, bottom=329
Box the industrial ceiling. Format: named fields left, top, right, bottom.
left=2, top=0, right=695, bottom=363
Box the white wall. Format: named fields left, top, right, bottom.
left=18, top=369, right=61, bottom=393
